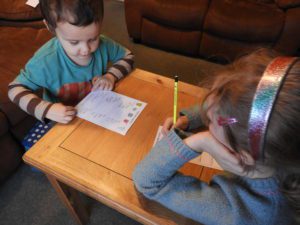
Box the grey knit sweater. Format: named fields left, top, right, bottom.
left=133, top=106, right=293, bottom=225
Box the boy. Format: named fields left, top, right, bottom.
left=8, top=0, right=134, bottom=124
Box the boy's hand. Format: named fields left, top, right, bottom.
left=46, top=103, right=77, bottom=124
left=92, top=73, right=116, bottom=91
left=162, top=116, right=189, bottom=134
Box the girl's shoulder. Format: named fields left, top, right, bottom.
left=213, top=175, right=289, bottom=223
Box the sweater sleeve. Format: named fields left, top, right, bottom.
left=133, top=130, right=232, bottom=224
left=7, top=59, right=53, bottom=122
left=101, top=36, right=134, bottom=80
left=180, top=104, right=205, bottom=131
left=8, top=79, right=53, bottom=122
left=132, top=130, right=280, bottom=225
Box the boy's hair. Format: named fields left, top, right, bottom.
left=39, top=0, right=104, bottom=31
left=204, top=48, right=300, bottom=221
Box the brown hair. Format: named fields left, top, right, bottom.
left=39, top=0, right=104, bottom=31
left=204, top=48, right=300, bottom=221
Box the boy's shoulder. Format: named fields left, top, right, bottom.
left=98, top=35, right=126, bottom=51
left=30, top=38, right=59, bottom=63
left=99, top=34, right=115, bottom=44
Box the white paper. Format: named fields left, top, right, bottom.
left=76, top=91, right=147, bottom=135
left=26, top=0, right=39, bottom=8
left=153, top=125, right=164, bottom=147
left=189, top=152, right=222, bottom=170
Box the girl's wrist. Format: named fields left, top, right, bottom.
left=183, top=135, right=203, bottom=153
left=183, top=131, right=213, bottom=153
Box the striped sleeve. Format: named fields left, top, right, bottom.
left=107, top=49, right=134, bottom=80
left=8, top=79, right=53, bottom=122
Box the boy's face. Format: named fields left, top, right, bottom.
left=55, top=22, right=101, bottom=66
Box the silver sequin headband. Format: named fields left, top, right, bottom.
left=248, top=57, right=298, bottom=160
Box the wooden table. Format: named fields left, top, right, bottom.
left=23, top=69, right=222, bottom=225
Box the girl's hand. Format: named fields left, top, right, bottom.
left=92, top=73, right=116, bottom=91
left=46, top=103, right=77, bottom=124
left=184, top=131, right=245, bottom=174
left=162, top=116, right=189, bottom=134
left=184, top=131, right=275, bottom=178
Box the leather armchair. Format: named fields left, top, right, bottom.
left=0, top=1, right=49, bottom=183
left=125, top=0, right=300, bottom=63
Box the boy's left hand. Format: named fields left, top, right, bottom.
left=92, top=73, right=116, bottom=91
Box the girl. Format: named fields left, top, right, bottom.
left=133, top=49, right=300, bottom=225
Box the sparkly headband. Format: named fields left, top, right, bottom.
left=248, top=57, right=298, bottom=160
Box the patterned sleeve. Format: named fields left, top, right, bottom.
left=101, top=35, right=134, bottom=80
left=8, top=61, right=53, bottom=122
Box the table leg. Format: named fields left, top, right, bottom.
left=46, top=174, right=89, bottom=225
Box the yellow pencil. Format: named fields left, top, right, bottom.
left=173, top=75, right=179, bottom=124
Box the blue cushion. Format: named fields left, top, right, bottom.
left=22, top=121, right=55, bottom=172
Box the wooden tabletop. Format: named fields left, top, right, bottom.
left=23, top=69, right=222, bottom=225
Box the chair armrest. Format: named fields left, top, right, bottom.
left=0, top=101, right=30, bottom=127
left=124, top=0, right=145, bottom=40
left=276, top=0, right=300, bottom=9
left=124, top=0, right=208, bottom=40
left=0, top=112, right=9, bottom=136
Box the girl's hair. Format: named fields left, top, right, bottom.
left=39, top=0, right=104, bottom=31
left=204, top=48, right=300, bottom=221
